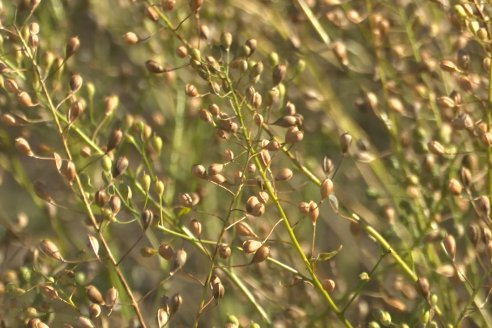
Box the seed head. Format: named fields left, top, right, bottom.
left=112, top=156, right=129, bottom=178
left=17, top=91, right=35, bottom=107
left=427, top=140, right=445, bottom=156
left=39, top=239, right=64, bottom=262
left=416, top=277, right=430, bottom=300
left=86, top=285, right=105, bottom=305
left=476, top=195, right=491, bottom=219
left=109, top=195, right=121, bottom=215
left=252, top=245, right=270, bottom=263
left=65, top=36, right=80, bottom=58
left=15, top=137, right=34, bottom=157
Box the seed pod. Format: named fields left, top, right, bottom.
left=252, top=245, right=270, bottom=263
left=209, top=174, right=227, bottom=184
left=416, top=277, right=430, bottom=299
left=452, top=113, right=473, bottom=130
left=246, top=38, right=257, bottom=54
left=179, top=193, right=193, bottom=207
left=467, top=223, right=480, bottom=246
left=320, top=178, right=334, bottom=199
left=107, top=128, right=123, bottom=151
left=169, top=293, right=182, bottom=314
left=140, top=247, right=157, bottom=257
left=192, top=164, right=207, bottom=178
left=86, top=285, right=104, bottom=305
left=141, top=209, right=154, bottom=230
left=298, top=201, right=310, bottom=214
left=185, top=83, right=199, bottom=97
left=251, top=92, right=262, bottom=109
left=4, top=78, right=19, bottom=93
left=87, top=235, right=100, bottom=259
left=332, top=41, right=349, bottom=67
left=476, top=195, right=491, bottom=219
left=158, top=243, right=174, bottom=260
left=112, top=156, right=129, bottom=178
left=447, top=178, right=462, bottom=195
left=89, top=303, right=101, bottom=319
left=208, top=163, right=224, bottom=175
left=322, top=279, right=336, bottom=293
left=309, top=201, right=319, bottom=224
left=70, top=74, right=83, bottom=92
left=246, top=196, right=260, bottom=214
left=34, top=181, right=52, bottom=202
left=189, top=219, right=202, bottom=236
left=146, top=5, right=159, bottom=21
left=122, top=32, right=139, bottom=45
left=436, top=96, right=455, bottom=109
left=28, top=319, right=49, bottom=328
left=189, top=0, right=203, bottom=13
left=443, top=234, right=456, bottom=260
left=76, top=316, right=95, bottom=328
left=105, top=287, right=118, bottom=307
left=65, top=161, right=76, bottom=184
left=439, top=60, right=458, bottom=73
left=276, top=168, right=293, bottom=181
left=339, top=133, right=352, bottom=154
left=236, top=221, right=257, bottom=238
left=242, top=240, right=262, bottom=253
left=40, top=285, right=59, bottom=300
left=1, top=113, right=16, bottom=126
left=198, top=108, right=213, bottom=123
left=219, top=244, right=231, bottom=259
left=68, top=100, right=85, bottom=122
left=146, top=59, right=165, bottom=73
left=272, top=115, right=298, bottom=127
left=257, top=191, right=269, bottom=204
left=252, top=202, right=265, bottom=217
left=172, top=248, right=187, bottom=272
left=15, top=138, right=34, bottom=157
left=212, top=281, right=225, bottom=299
left=427, top=140, right=445, bottom=156
left=65, top=36, right=81, bottom=59
left=161, top=0, right=176, bottom=10
left=220, top=32, right=233, bottom=50
left=18, top=91, right=35, bottom=107
left=285, top=126, right=304, bottom=144
left=95, top=190, right=107, bottom=207
left=109, top=195, right=121, bottom=214
left=104, top=95, right=119, bottom=116
left=272, top=64, right=287, bottom=85
left=259, top=149, right=271, bottom=167
left=40, top=239, right=64, bottom=262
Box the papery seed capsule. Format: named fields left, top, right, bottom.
left=65, top=161, right=76, bottom=184
left=443, top=234, right=456, bottom=260
left=460, top=167, right=472, bottom=188
left=122, top=32, right=139, bottom=45
left=219, top=244, right=231, bottom=259
left=109, top=195, right=121, bottom=214
left=198, top=108, right=213, bottom=123
left=89, top=303, right=101, bottom=319
left=146, top=6, right=159, bottom=21
left=272, top=115, right=298, bottom=127
left=276, top=168, right=293, bottom=181
left=476, top=195, right=491, bottom=219
left=192, top=164, right=207, bottom=178
left=1, top=113, right=16, bottom=126
left=104, top=95, right=119, bottom=116
left=254, top=113, right=264, bottom=126
left=15, top=138, right=34, bottom=156
left=322, top=279, right=336, bottom=292
left=140, top=247, right=157, bottom=257
left=252, top=245, right=270, bottom=263
left=70, top=74, right=83, bottom=92
left=259, top=149, right=271, bottom=167
left=158, top=243, right=174, bottom=260
left=86, top=285, right=104, bottom=305
left=416, top=277, right=430, bottom=299
left=447, top=178, right=462, bottom=195
left=105, top=287, right=118, bottom=307
left=246, top=38, right=257, bottom=54
left=427, top=140, right=445, bottom=156
left=212, top=282, right=225, bottom=299
left=252, top=203, right=265, bottom=217
left=76, top=316, right=95, bottom=328
left=141, top=209, right=154, bottom=229
left=112, top=156, right=129, bottom=178
left=298, top=201, right=310, bottom=214
left=220, top=32, right=233, bottom=50
left=332, top=41, right=349, bottom=67
left=185, top=83, right=199, bottom=97
left=236, top=221, right=257, bottom=237
left=246, top=196, right=260, bottom=214
left=189, top=0, right=203, bottom=13
left=107, top=128, right=123, bottom=151
left=320, top=178, right=334, bottom=199
left=242, top=240, right=262, bottom=253
left=200, top=24, right=210, bottom=39
left=173, top=248, right=187, bottom=269
left=272, top=64, right=286, bottom=85
left=146, top=59, right=165, bottom=73
left=285, top=126, right=303, bottom=144
left=189, top=219, right=202, bottom=236
left=18, top=91, right=35, bottom=107
left=322, top=156, right=334, bottom=174
left=161, top=0, right=176, bottom=11
left=309, top=201, right=319, bottom=224
left=95, top=190, right=107, bottom=207
left=208, top=163, right=224, bottom=175
left=251, top=92, right=262, bottom=109
left=170, top=293, right=182, bottom=314
left=339, top=132, right=352, bottom=154
left=436, top=96, right=455, bottom=109
left=439, top=60, right=458, bottom=73
left=65, top=36, right=80, bottom=58
left=40, top=239, right=64, bottom=262
left=40, top=285, right=59, bottom=300
left=4, top=78, right=19, bottom=93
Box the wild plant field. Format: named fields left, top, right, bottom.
left=0, top=0, right=491, bottom=327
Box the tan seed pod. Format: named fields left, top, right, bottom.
left=447, top=178, right=462, bottom=195
left=209, top=173, right=227, bottom=184
left=332, top=41, right=349, bottom=67
left=254, top=113, right=264, bottom=126
left=246, top=38, right=257, bottom=54
left=387, top=97, right=405, bottom=114
left=198, top=108, right=213, bottom=123
left=339, top=132, right=352, bottom=154
left=252, top=202, right=265, bottom=217
left=179, top=193, right=193, bottom=207
left=146, top=59, right=165, bottom=74
left=272, top=64, right=287, bottom=85
left=40, top=239, right=64, bottom=262
left=276, top=168, right=293, bottom=181
left=246, top=196, right=260, bottom=214
left=141, top=209, right=154, bottom=229
left=251, top=92, right=262, bottom=109
left=105, top=287, right=118, bottom=307
left=212, top=282, right=225, bottom=299
left=220, top=32, right=233, bottom=50
left=285, top=126, right=303, bottom=144
left=89, top=303, right=101, bottom=319
left=476, top=195, right=491, bottom=219
left=208, top=163, right=224, bottom=175
left=86, top=285, right=104, bottom=305
left=219, top=244, right=231, bottom=259
left=309, top=201, right=319, bottom=224
left=416, top=277, right=430, bottom=299
left=4, top=78, right=19, bottom=93
left=266, top=139, right=281, bottom=151
left=95, top=190, right=107, bottom=207
left=34, top=181, right=52, bottom=202
left=161, top=0, right=176, bottom=10
left=257, top=191, right=269, bottom=204
left=320, top=178, right=334, bottom=199
left=439, top=60, right=458, bottom=73
left=185, top=83, right=199, bottom=97
left=223, top=149, right=234, bottom=162
left=443, top=234, right=456, bottom=260
left=70, top=74, right=83, bottom=92
left=172, top=248, right=187, bottom=272
left=40, top=284, right=59, bottom=300
left=157, top=307, right=170, bottom=328
left=176, top=45, right=188, bottom=58
left=252, top=245, right=270, bottom=263
left=76, top=316, right=95, bottom=328
left=460, top=167, right=472, bottom=188
left=109, top=195, right=121, bottom=214
left=189, top=0, right=203, bottom=13
left=259, top=149, right=271, bottom=167
left=436, top=96, right=455, bottom=109
left=189, top=219, right=202, bottom=236
left=122, top=32, right=139, bottom=45
left=158, top=243, right=174, bottom=260
left=104, top=95, right=119, bottom=116
left=107, top=128, right=123, bottom=151
left=65, top=36, right=80, bottom=58
left=15, top=137, right=34, bottom=157
left=17, top=91, right=35, bottom=107
left=169, top=293, right=182, bottom=314
left=322, top=279, right=336, bottom=293
left=28, top=319, right=49, bottom=328
left=242, top=240, right=262, bottom=253
left=236, top=221, right=257, bottom=238
left=1, top=113, right=17, bottom=126
left=298, top=201, right=310, bottom=214
left=145, top=5, right=159, bottom=21
left=87, top=234, right=100, bottom=260
left=68, top=100, right=85, bottom=122
left=192, top=164, right=207, bottom=178
left=427, top=140, right=445, bottom=156
left=112, top=156, right=129, bottom=178
left=65, top=161, right=76, bottom=184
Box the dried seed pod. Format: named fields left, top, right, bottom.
left=208, top=163, right=224, bottom=175
left=87, top=235, right=100, bottom=259
left=298, top=201, right=310, bottom=214
left=476, top=195, right=491, bottom=219
left=15, top=138, right=34, bottom=157
left=112, top=156, right=129, bottom=178
left=68, top=100, right=85, bottom=122
left=107, top=128, right=123, bottom=151
left=65, top=36, right=80, bottom=58
left=86, top=285, right=105, bottom=305
left=236, top=221, right=257, bottom=238
left=246, top=196, right=260, bottom=214
left=257, top=191, right=269, bottom=204
left=189, top=0, right=203, bottom=13
left=209, top=173, right=227, bottom=184
left=28, top=319, right=49, bottom=328
left=158, top=243, right=174, bottom=260
left=252, top=245, right=270, bottom=263
left=189, top=219, right=202, bottom=236
left=467, top=223, right=480, bottom=246
left=212, top=281, right=225, bottom=299
left=322, top=156, right=334, bottom=174
left=104, top=95, right=119, bottom=116
left=219, top=244, right=231, bottom=259
left=309, top=201, right=319, bottom=224
left=109, top=195, right=121, bottom=214
left=40, top=239, right=64, bottom=262
left=246, top=38, right=257, bottom=54
left=169, top=293, right=182, bottom=314
left=439, top=60, right=458, bottom=73
left=275, top=168, right=293, bottom=181
left=76, top=316, right=95, bottom=328
left=220, top=32, right=233, bottom=50
left=272, top=64, right=287, bottom=85
left=17, top=91, right=35, bottom=107
left=259, top=149, right=271, bottom=167
left=65, top=161, right=76, bottom=184
left=252, top=202, right=265, bottom=217
left=185, top=83, right=199, bottom=97
left=40, top=285, right=59, bottom=300
left=95, top=190, right=107, bottom=207
left=242, top=240, right=262, bottom=253
left=4, top=78, right=19, bottom=93
left=285, top=126, right=304, bottom=144
left=416, top=277, right=430, bottom=299
left=146, top=59, right=165, bottom=73
left=254, top=113, right=264, bottom=126
left=172, top=248, right=187, bottom=272
left=198, top=108, right=213, bottom=123
left=339, top=132, right=352, bottom=154
left=105, top=287, right=118, bottom=307
left=122, top=32, right=139, bottom=45
left=192, top=164, right=207, bottom=178
left=161, top=0, right=176, bottom=10
left=1, top=113, right=17, bottom=126
left=332, top=41, right=349, bottom=67
left=322, top=279, right=336, bottom=293
left=427, top=140, right=445, bottom=156
left=141, top=209, right=154, bottom=230
left=443, top=234, right=456, bottom=260
left=447, top=178, right=462, bottom=195
left=70, top=74, right=83, bottom=92
left=272, top=115, right=298, bottom=127
left=320, top=178, right=334, bottom=199
left=179, top=193, right=193, bottom=207
left=89, top=303, right=101, bottom=319
left=34, top=181, right=52, bottom=201
left=436, top=96, right=455, bottom=109
left=146, top=5, right=159, bottom=21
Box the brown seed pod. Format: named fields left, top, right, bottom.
left=89, top=303, right=101, bottom=319
left=76, top=316, right=95, bottom=328
left=86, top=285, right=105, bottom=305
left=17, top=91, right=35, bottom=107
left=179, top=193, right=193, bottom=207
left=298, top=201, right=310, bottom=214
left=145, top=5, right=159, bottom=21
left=15, top=137, right=34, bottom=157
left=242, top=240, right=262, bottom=253
left=158, top=243, right=174, bottom=260
left=105, top=287, right=118, bottom=307
left=275, top=168, right=293, bottom=181
left=4, top=78, right=19, bottom=93
left=1, top=113, right=17, bottom=126
left=476, top=195, right=491, bottom=219
left=339, top=132, right=352, bottom=154
left=122, top=32, right=139, bottom=45
left=447, top=178, right=462, bottom=195
left=65, top=161, right=76, bottom=184
left=40, top=284, right=59, bottom=300
left=439, top=60, right=458, bottom=73
left=220, top=32, right=233, bottom=50
left=169, top=293, right=182, bottom=314
left=246, top=38, right=257, bottom=54
left=112, top=156, right=129, bottom=178
left=219, top=244, right=231, bottom=259
left=332, top=41, right=349, bottom=67
left=246, top=196, right=260, bottom=214
left=185, top=83, right=199, bottom=97
left=70, top=74, right=83, bottom=92
left=28, top=319, right=49, bottom=328
left=259, top=149, right=271, bottom=167
left=322, top=279, right=336, bottom=293
left=427, top=140, right=445, bottom=156
left=141, top=209, right=154, bottom=230
left=208, top=163, right=224, bottom=175
left=236, top=221, right=257, bottom=238
left=107, top=128, right=123, bottom=151
left=320, top=178, right=334, bottom=199
left=285, top=126, right=304, bottom=144
left=40, top=239, right=64, bottom=262
left=309, top=201, right=319, bottom=224
left=198, top=108, right=213, bottom=123
left=189, top=219, right=202, bottom=237
left=87, top=234, right=100, bottom=259
left=252, top=245, right=270, bottom=263
left=172, top=248, right=188, bottom=272
left=416, top=277, right=430, bottom=300
left=104, top=95, right=119, bottom=116
left=66, top=36, right=80, bottom=58
left=272, top=64, right=287, bottom=85
left=109, top=195, right=121, bottom=214
left=192, top=164, right=207, bottom=178
left=161, top=0, right=176, bottom=10
left=95, top=190, right=107, bottom=207
left=467, top=223, right=480, bottom=246
left=34, top=181, right=52, bottom=202
left=212, top=282, right=225, bottom=299
left=145, top=59, right=165, bottom=73
left=443, top=234, right=456, bottom=260
left=208, top=173, right=227, bottom=184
